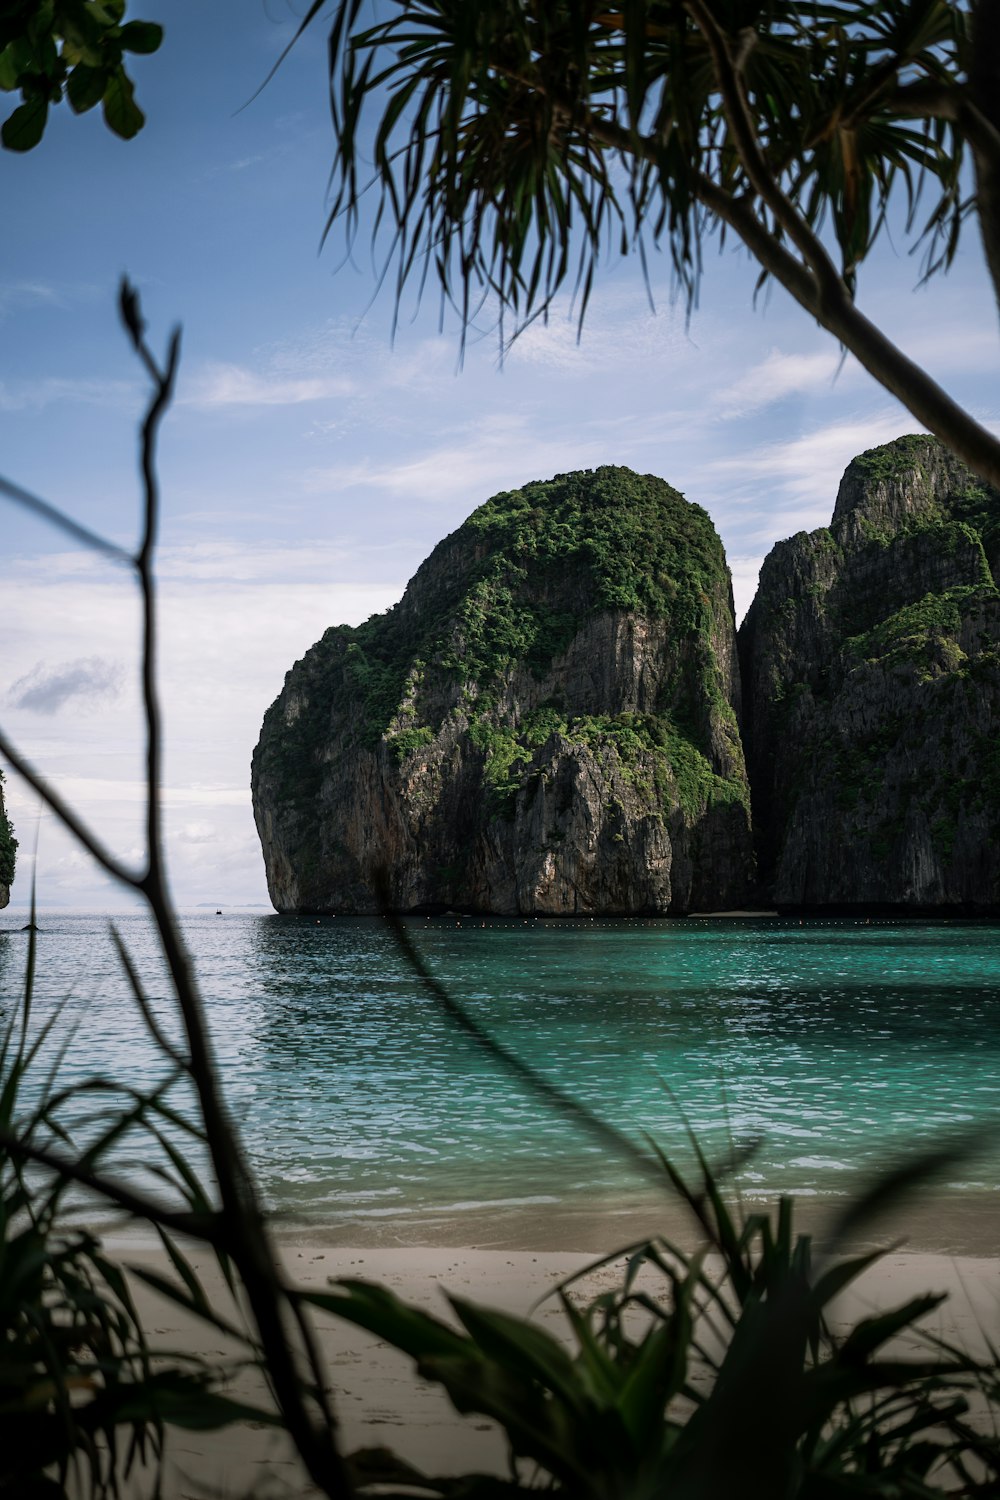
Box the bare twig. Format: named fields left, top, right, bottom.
left=0, top=476, right=131, bottom=563
left=110, top=281, right=354, bottom=1499
left=379, top=890, right=667, bottom=1190
left=0, top=731, right=139, bottom=888
left=0, top=1125, right=224, bottom=1241
left=0, top=281, right=355, bottom=1499
left=111, top=925, right=191, bottom=1071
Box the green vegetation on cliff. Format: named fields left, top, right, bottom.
left=342, top=466, right=728, bottom=747
left=253, top=465, right=753, bottom=914
left=259, top=467, right=744, bottom=818
left=740, top=435, right=1000, bottom=908
left=851, top=434, right=935, bottom=485
left=0, top=771, right=16, bottom=888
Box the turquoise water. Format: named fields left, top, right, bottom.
left=1, top=912, right=998, bottom=1238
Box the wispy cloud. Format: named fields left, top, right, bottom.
left=180, top=361, right=354, bottom=410
left=48, top=779, right=250, bottom=807
left=706, top=410, right=918, bottom=545
left=203, top=141, right=294, bottom=177
left=7, top=657, right=123, bottom=715
left=0, top=280, right=61, bottom=319
left=0, top=376, right=137, bottom=412
left=510, top=294, right=690, bottom=376
left=303, top=414, right=612, bottom=504
left=901, top=322, right=1000, bottom=377
left=714, top=348, right=855, bottom=419
left=155, top=538, right=355, bottom=582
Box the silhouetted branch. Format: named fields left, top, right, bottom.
left=0, top=475, right=131, bottom=561
left=0, top=282, right=355, bottom=1500
left=0, top=733, right=139, bottom=887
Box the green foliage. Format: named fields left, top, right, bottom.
left=307, top=1149, right=999, bottom=1500
left=467, top=716, right=523, bottom=812
left=852, top=434, right=935, bottom=484
left=319, top=1, right=969, bottom=330
left=387, top=724, right=433, bottom=763
left=450, top=467, right=724, bottom=678
left=0, top=769, right=16, bottom=887
left=0, top=0, right=162, bottom=151
left=0, top=918, right=277, bottom=1497
left=257, top=466, right=745, bottom=826
left=847, top=585, right=994, bottom=669
left=553, top=711, right=745, bottom=818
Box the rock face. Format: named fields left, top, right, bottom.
left=253, top=467, right=753, bottom=914
left=0, top=773, right=14, bottom=910
left=739, top=436, right=1000, bottom=912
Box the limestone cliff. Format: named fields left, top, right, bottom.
left=739, top=436, right=1000, bottom=911
left=0, top=772, right=14, bottom=910
left=253, top=467, right=753, bottom=914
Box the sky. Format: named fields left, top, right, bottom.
left=2, top=1, right=998, bottom=911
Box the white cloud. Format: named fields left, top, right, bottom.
left=0, top=548, right=404, bottom=906
left=177, top=821, right=217, bottom=844
left=706, top=410, right=918, bottom=542
left=0, top=281, right=61, bottom=319
left=154, top=538, right=355, bottom=582
left=903, top=322, right=1000, bottom=375
left=179, top=361, right=354, bottom=410
left=509, top=294, right=689, bottom=376
left=8, top=657, right=123, bottom=716
left=728, top=555, right=765, bottom=626
left=714, top=349, right=854, bottom=419
left=304, top=413, right=612, bottom=505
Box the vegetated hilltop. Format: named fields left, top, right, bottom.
left=739, top=436, right=1000, bottom=912
left=253, top=467, right=753, bottom=914
left=0, top=771, right=14, bottom=909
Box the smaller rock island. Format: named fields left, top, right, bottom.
left=252, top=467, right=753, bottom=914
left=0, top=772, right=14, bottom=910
left=739, top=435, right=1000, bottom=911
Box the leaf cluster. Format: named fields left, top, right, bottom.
left=309, top=1139, right=1000, bottom=1499
left=318, top=0, right=971, bottom=337
left=0, top=906, right=278, bottom=1497
left=0, top=0, right=162, bottom=151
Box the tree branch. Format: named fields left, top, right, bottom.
left=697, top=175, right=1000, bottom=487
left=532, top=74, right=1000, bottom=486
left=109, top=281, right=355, bottom=1500
left=0, top=1127, right=225, bottom=1242
left=0, top=476, right=132, bottom=563
left=0, top=729, right=139, bottom=888
left=682, top=0, right=845, bottom=304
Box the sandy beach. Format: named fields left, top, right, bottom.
left=100, top=1203, right=1000, bottom=1499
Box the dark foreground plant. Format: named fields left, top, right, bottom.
left=0, top=290, right=997, bottom=1500
left=309, top=1155, right=999, bottom=1500
left=0, top=287, right=351, bottom=1496
left=0, top=890, right=278, bottom=1498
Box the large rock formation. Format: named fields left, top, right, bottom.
left=253, top=467, right=753, bottom=914
left=0, top=772, right=14, bottom=909
left=739, top=436, right=1000, bottom=912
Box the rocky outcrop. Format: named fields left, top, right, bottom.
left=253, top=467, right=753, bottom=914
left=739, top=436, right=1000, bottom=912
left=0, top=773, right=14, bottom=909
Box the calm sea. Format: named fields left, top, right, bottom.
left=1, top=912, right=998, bottom=1245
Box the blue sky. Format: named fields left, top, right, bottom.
left=2, top=1, right=998, bottom=910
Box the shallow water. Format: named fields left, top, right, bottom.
left=1, top=911, right=998, bottom=1240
